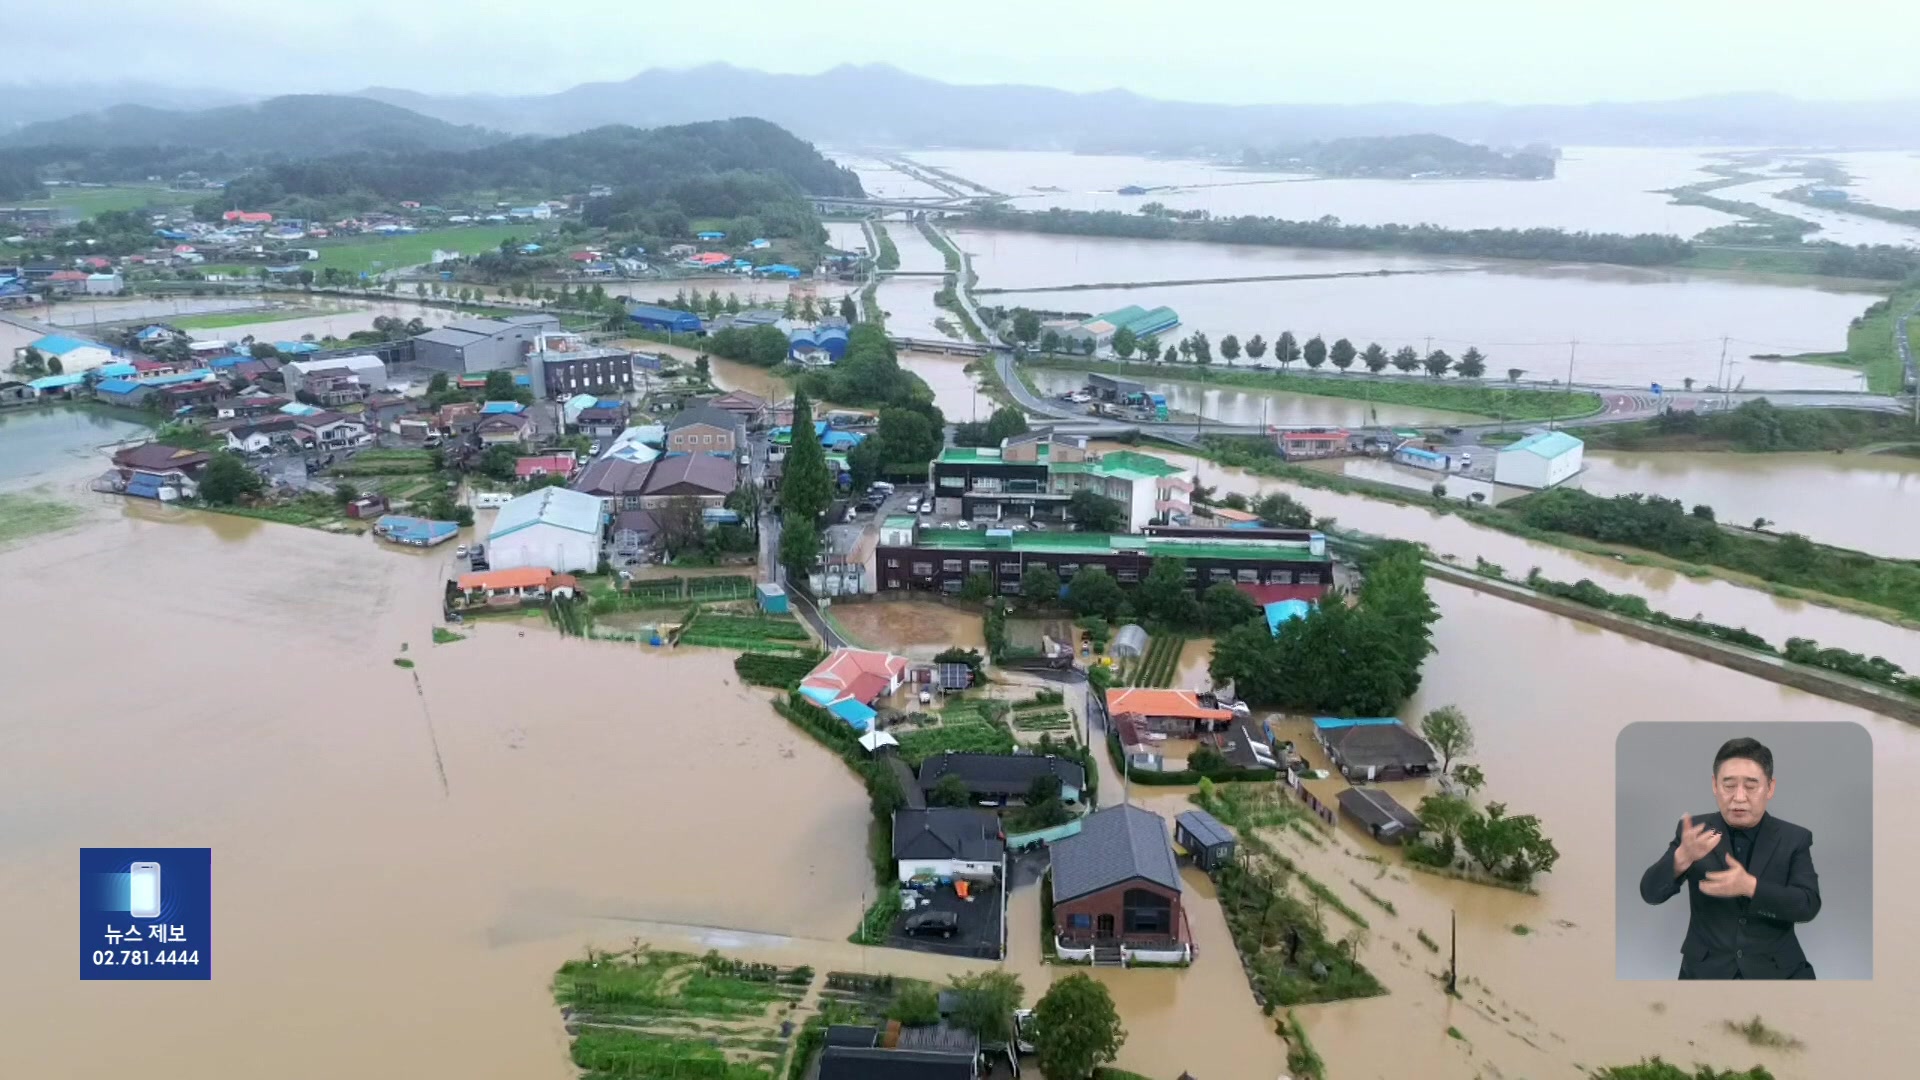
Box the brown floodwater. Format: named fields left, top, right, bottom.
left=1097, top=442, right=1920, bottom=669
left=5, top=415, right=1917, bottom=1080
left=1575, top=450, right=1920, bottom=560
left=828, top=599, right=984, bottom=658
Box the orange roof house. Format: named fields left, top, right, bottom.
left=458, top=567, right=554, bottom=593
left=1106, top=688, right=1236, bottom=735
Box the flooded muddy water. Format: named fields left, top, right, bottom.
left=828, top=599, right=983, bottom=658
left=1097, top=441, right=1920, bottom=669
left=0, top=404, right=150, bottom=488
left=1575, top=449, right=1920, bottom=560
left=0, top=514, right=873, bottom=1080
left=896, top=351, right=995, bottom=423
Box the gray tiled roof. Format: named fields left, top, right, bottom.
left=892, top=808, right=1005, bottom=863
left=1324, top=723, right=1436, bottom=771
left=1050, top=804, right=1180, bottom=902
left=1174, top=809, right=1235, bottom=849
left=667, top=404, right=744, bottom=433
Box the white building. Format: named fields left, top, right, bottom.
left=84, top=273, right=125, bottom=295
left=1494, top=430, right=1585, bottom=489
left=487, top=486, right=605, bottom=573
left=15, top=333, right=117, bottom=373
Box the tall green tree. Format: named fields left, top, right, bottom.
left=800, top=294, right=818, bottom=323
left=779, top=509, right=821, bottom=579
left=1219, top=334, right=1241, bottom=362
left=1022, top=564, right=1061, bottom=606
left=1457, top=346, right=1487, bottom=378
left=198, top=451, right=263, bottom=506
left=1251, top=492, right=1312, bottom=528
left=726, top=292, right=743, bottom=314
left=1461, top=802, right=1560, bottom=883
left=838, top=295, right=856, bottom=321
left=1244, top=333, right=1267, bottom=360
left=1162, top=345, right=1178, bottom=364
left=1423, top=349, right=1454, bottom=377
left=1066, top=566, right=1126, bottom=620
left=947, top=971, right=1024, bottom=1047
left=1012, top=308, right=1041, bottom=344
left=1302, top=335, right=1328, bottom=369
left=1392, top=346, right=1421, bottom=373
left=1276, top=331, right=1300, bottom=370
left=1111, top=326, right=1137, bottom=359
left=781, top=294, right=797, bottom=319
left=1362, top=342, right=1389, bottom=373
left=1135, top=557, right=1200, bottom=626
left=983, top=405, right=1029, bottom=445
left=1039, top=329, right=1061, bottom=355
left=1066, top=490, right=1127, bottom=533
left=1330, top=337, right=1357, bottom=372
left=1033, top=974, right=1126, bottom=1080
left=483, top=369, right=514, bottom=400
left=1137, top=335, right=1159, bottom=362
left=1188, top=332, right=1211, bottom=365
left=1201, top=581, right=1260, bottom=631
left=1419, top=705, right=1474, bottom=775
left=781, top=390, right=832, bottom=522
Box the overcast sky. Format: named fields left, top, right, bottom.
left=11, top=0, right=1919, bottom=104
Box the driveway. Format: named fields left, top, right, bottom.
left=884, top=876, right=1006, bottom=961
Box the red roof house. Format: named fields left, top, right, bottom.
left=515, top=453, right=579, bottom=481
left=800, top=648, right=910, bottom=710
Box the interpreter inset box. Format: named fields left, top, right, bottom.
left=1615, top=723, right=1870, bottom=980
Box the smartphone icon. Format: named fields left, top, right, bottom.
left=129, top=862, right=162, bottom=918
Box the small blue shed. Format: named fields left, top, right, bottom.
left=756, top=582, right=789, bottom=614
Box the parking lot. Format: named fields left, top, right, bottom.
left=883, top=876, right=1006, bottom=960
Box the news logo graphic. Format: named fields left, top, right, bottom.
left=80, top=848, right=210, bottom=980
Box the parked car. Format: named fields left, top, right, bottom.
left=455, top=545, right=468, bottom=558
left=903, top=911, right=959, bottom=938
left=853, top=501, right=877, bottom=514
left=589, top=442, right=602, bottom=455
left=1013, top=1009, right=1037, bottom=1055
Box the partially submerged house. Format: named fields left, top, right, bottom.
left=372, top=515, right=459, bottom=548
left=1337, top=787, right=1424, bottom=845
left=1049, top=804, right=1190, bottom=965
left=456, top=567, right=576, bottom=604
left=1314, top=717, right=1438, bottom=782
left=892, top=808, right=1006, bottom=884
left=1173, top=809, right=1236, bottom=871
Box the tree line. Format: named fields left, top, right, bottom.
left=1010, top=313, right=1501, bottom=380
left=963, top=203, right=1695, bottom=267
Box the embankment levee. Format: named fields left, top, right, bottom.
left=1424, top=560, right=1920, bottom=725
left=972, top=266, right=1477, bottom=295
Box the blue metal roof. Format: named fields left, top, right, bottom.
left=1503, top=430, right=1584, bottom=458
left=30, top=334, right=97, bottom=356
left=1264, top=598, right=1314, bottom=633
left=125, top=480, right=163, bottom=499
left=28, top=373, right=87, bottom=390
left=274, top=341, right=319, bottom=354
left=95, top=378, right=144, bottom=396
left=142, top=370, right=214, bottom=387
left=1313, top=717, right=1403, bottom=730
left=481, top=400, right=526, bottom=414
left=135, top=325, right=171, bottom=340
left=374, top=515, right=458, bottom=542
left=828, top=698, right=876, bottom=732
left=1396, top=447, right=1445, bottom=463
left=94, top=362, right=138, bottom=379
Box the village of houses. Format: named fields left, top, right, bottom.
left=2, top=269, right=1510, bottom=1080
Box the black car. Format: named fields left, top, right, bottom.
left=853, top=501, right=877, bottom=514
left=903, top=910, right=958, bottom=938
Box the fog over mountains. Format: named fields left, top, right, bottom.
left=5, top=64, right=1918, bottom=152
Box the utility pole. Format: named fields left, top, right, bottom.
left=1447, top=909, right=1459, bottom=996
left=1718, top=336, right=1731, bottom=413
left=1550, top=339, right=1576, bottom=431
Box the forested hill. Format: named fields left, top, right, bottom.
left=204, top=118, right=862, bottom=233
left=1, top=95, right=503, bottom=155
left=1243, top=134, right=1557, bottom=179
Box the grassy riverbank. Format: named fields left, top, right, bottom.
left=1754, top=284, right=1920, bottom=394
left=0, top=492, right=84, bottom=546
left=1025, top=355, right=1601, bottom=421
left=170, top=307, right=318, bottom=331
left=1579, top=400, right=1919, bottom=452
left=872, top=222, right=900, bottom=271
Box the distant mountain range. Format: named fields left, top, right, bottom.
left=1, top=95, right=502, bottom=155
left=354, top=64, right=1920, bottom=151
left=4, top=66, right=1916, bottom=162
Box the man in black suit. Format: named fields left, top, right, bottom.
left=1639, top=736, right=1822, bottom=979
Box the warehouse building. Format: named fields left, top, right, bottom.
left=1493, top=430, right=1584, bottom=490
left=524, top=330, right=632, bottom=400
left=282, top=354, right=388, bottom=395
left=410, top=315, right=560, bottom=375
left=1060, top=304, right=1180, bottom=351
left=627, top=303, right=703, bottom=335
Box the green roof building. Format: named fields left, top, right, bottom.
left=929, top=430, right=1193, bottom=531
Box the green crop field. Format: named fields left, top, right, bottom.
left=307, top=225, right=531, bottom=275
left=15, top=184, right=200, bottom=219
left=170, top=308, right=317, bottom=331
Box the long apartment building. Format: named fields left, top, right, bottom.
left=876, top=518, right=1333, bottom=598
left=929, top=430, right=1191, bottom=531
